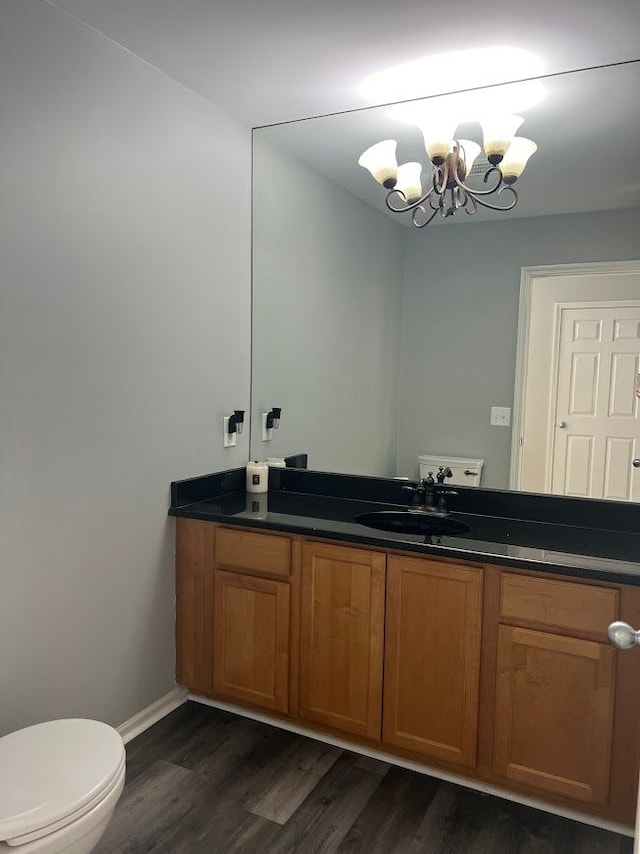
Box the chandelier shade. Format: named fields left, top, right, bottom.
left=395, top=162, right=423, bottom=204
left=479, top=114, right=524, bottom=164
left=357, top=139, right=398, bottom=188
left=499, top=137, right=538, bottom=182
left=417, top=118, right=458, bottom=165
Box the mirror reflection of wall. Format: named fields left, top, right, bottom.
left=251, top=61, right=640, bottom=495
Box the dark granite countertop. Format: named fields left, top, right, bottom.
left=169, top=482, right=640, bottom=586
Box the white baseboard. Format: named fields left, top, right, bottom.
left=118, top=686, right=187, bottom=744
left=189, top=693, right=634, bottom=839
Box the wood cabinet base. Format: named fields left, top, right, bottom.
left=176, top=521, right=640, bottom=828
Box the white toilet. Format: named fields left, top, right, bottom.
left=0, top=719, right=125, bottom=853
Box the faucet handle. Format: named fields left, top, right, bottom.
left=423, top=472, right=435, bottom=485
left=402, top=483, right=423, bottom=506
left=436, top=466, right=453, bottom=483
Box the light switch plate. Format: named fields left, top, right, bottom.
left=261, top=412, right=273, bottom=442
left=490, top=406, right=511, bottom=427
left=223, top=416, right=237, bottom=447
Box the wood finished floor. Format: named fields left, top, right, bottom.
left=96, top=701, right=633, bottom=853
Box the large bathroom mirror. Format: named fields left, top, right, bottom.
left=251, top=61, right=640, bottom=499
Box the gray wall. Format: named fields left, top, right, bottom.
left=251, top=139, right=404, bottom=476
left=0, top=0, right=251, bottom=736
left=397, top=207, right=640, bottom=487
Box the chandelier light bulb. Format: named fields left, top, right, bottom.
left=480, top=114, right=524, bottom=165
left=395, top=162, right=423, bottom=204
left=455, top=139, right=482, bottom=177
left=499, top=137, right=538, bottom=183
left=418, top=118, right=458, bottom=165
left=358, top=139, right=398, bottom=188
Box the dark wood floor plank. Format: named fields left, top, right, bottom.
left=248, top=738, right=342, bottom=825
left=266, top=753, right=385, bottom=854
left=336, top=766, right=440, bottom=854
left=102, top=703, right=633, bottom=854
left=152, top=795, right=281, bottom=854
left=94, top=760, right=197, bottom=854
left=171, top=713, right=284, bottom=795
left=407, top=784, right=472, bottom=854
left=141, top=722, right=313, bottom=853
left=123, top=701, right=236, bottom=783
left=147, top=728, right=299, bottom=854
left=410, top=783, right=628, bottom=854
left=353, top=754, right=391, bottom=776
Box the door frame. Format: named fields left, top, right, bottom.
left=510, top=260, right=640, bottom=491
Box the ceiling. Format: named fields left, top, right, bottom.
left=49, top=0, right=640, bottom=127
left=258, top=62, right=640, bottom=225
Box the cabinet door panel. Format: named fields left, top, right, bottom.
left=384, top=556, right=483, bottom=767
left=300, top=542, right=385, bottom=739
left=214, top=570, right=290, bottom=713
left=494, top=625, right=615, bottom=805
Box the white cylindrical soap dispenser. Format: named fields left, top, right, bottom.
left=246, top=460, right=268, bottom=493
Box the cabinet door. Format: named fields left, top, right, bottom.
left=213, top=570, right=290, bottom=713
left=175, top=518, right=216, bottom=695
left=494, top=625, right=615, bottom=805
left=383, top=556, right=483, bottom=768
left=300, top=542, right=385, bottom=739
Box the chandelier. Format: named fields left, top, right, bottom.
left=358, top=114, right=537, bottom=228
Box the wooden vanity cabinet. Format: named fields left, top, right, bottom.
left=383, top=555, right=483, bottom=768
left=212, top=527, right=294, bottom=713
left=175, top=521, right=296, bottom=712
left=299, top=541, right=385, bottom=739
left=175, top=521, right=640, bottom=826
left=493, top=573, right=619, bottom=806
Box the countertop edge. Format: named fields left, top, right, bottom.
left=169, top=500, right=640, bottom=587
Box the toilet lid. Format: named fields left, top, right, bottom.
left=0, top=719, right=125, bottom=843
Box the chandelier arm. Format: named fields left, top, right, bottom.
left=454, top=185, right=467, bottom=210
left=453, top=166, right=504, bottom=197
left=411, top=205, right=440, bottom=228
left=385, top=187, right=434, bottom=213
left=468, top=185, right=519, bottom=212
left=439, top=193, right=447, bottom=217
left=464, top=194, right=478, bottom=216
left=433, top=162, right=449, bottom=196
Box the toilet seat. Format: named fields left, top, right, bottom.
left=0, top=719, right=125, bottom=847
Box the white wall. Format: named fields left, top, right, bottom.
left=251, top=139, right=404, bottom=476
left=397, top=207, right=640, bottom=487
left=0, top=0, right=251, bottom=735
